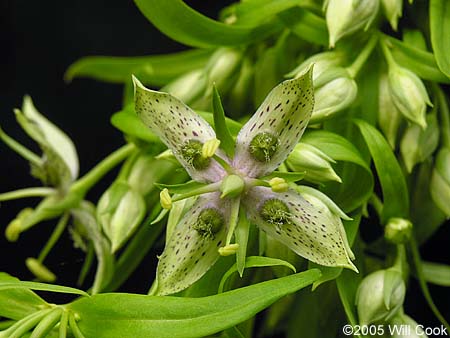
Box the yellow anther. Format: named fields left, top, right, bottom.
left=202, top=139, right=221, bottom=158
left=269, top=177, right=289, bottom=192
left=160, top=188, right=172, bottom=210
left=5, top=219, right=21, bottom=242
left=218, top=243, right=239, bottom=256
left=26, top=258, right=57, bottom=282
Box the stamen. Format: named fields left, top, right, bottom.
left=269, top=177, right=289, bottom=192
left=180, top=140, right=210, bottom=170
left=218, top=243, right=240, bottom=256
left=202, top=139, right=221, bottom=158
left=160, top=188, right=172, bottom=209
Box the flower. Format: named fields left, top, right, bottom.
left=133, top=65, right=357, bottom=296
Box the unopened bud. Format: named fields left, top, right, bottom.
left=202, top=139, right=221, bottom=158
left=162, top=69, right=207, bottom=105
left=269, top=177, right=289, bottom=192
left=286, top=51, right=345, bottom=82
left=286, top=143, right=341, bottom=184
left=220, top=175, right=245, bottom=199
left=310, top=68, right=358, bottom=123
left=381, top=0, right=403, bottom=31
left=26, top=257, right=56, bottom=282
left=388, top=65, right=432, bottom=129
left=388, top=312, right=427, bottom=338
left=160, top=188, right=172, bottom=210
left=356, top=269, right=405, bottom=325
left=400, top=114, right=439, bottom=172
left=326, top=0, right=379, bottom=47
left=218, top=243, right=239, bottom=256
left=385, top=218, right=413, bottom=244
left=207, top=48, right=242, bottom=93
left=378, top=73, right=402, bottom=148
left=430, top=148, right=450, bottom=217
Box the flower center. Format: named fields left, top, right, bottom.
left=249, top=132, right=279, bottom=162
left=180, top=140, right=211, bottom=170
left=193, top=208, right=224, bottom=239
left=259, top=198, right=291, bottom=226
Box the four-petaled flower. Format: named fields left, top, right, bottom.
left=133, top=65, right=356, bottom=296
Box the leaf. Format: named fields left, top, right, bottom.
left=69, top=269, right=321, bottom=338
left=0, top=273, right=48, bottom=320
left=65, top=49, right=212, bottom=85
left=420, top=261, right=450, bottom=287
left=262, top=171, right=306, bottom=182
left=212, top=86, right=235, bottom=157
left=155, top=181, right=206, bottom=194
left=0, top=280, right=88, bottom=297
left=219, top=256, right=297, bottom=293
left=110, top=105, right=159, bottom=143
left=278, top=7, right=328, bottom=46
left=386, top=36, right=450, bottom=83
left=355, top=120, right=409, bottom=223
left=430, top=0, right=450, bottom=77
left=133, top=0, right=281, bottom=48
left=336, top=269, right=362, bottom=336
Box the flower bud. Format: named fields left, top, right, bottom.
left=227, top=56, right=254, bottom=117
left=430, top=148, right=450, bottom=217
left=384, top=218, right=413, bottom=244
left=356, top=269, right=406, bottom=325
left=400, top=114, right=439, bottom=172
left=97, top=181, right=146, bottom=252
left=378, top=73, right=402, bottom=148
left=162, top=69, right=207, bottom=105
left=325, top=0, right=380, bottom=47
left=206, top=48, right=242, bottom=94
left=286, top=143, right=341, bottom=184
left=310, top=68, right=358, bottom=123
left=286, top=51, right=345, bottom=82
left=388, top=312, right=427, bottom=338
left=388, top=65, right=432, bottom=129
left=381, top=0, right=403, bottom=31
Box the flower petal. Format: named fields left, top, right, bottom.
left=155, top=192, right=230, bottom=295
left=233, top=66, right=314, bottom=177
left=243, top=186, right=356, bottom=271
left=133, top=76, right=226, bottom=182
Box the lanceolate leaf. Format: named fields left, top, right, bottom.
left=355, top=120, right=409, bottom=223
left=386, top=36, right=450, bottom=83
left=133, top=0, right=281, bottom=48
left=68, top=269, right=321, bottom=338
left=430, top=0, right=450, bottom=77
left=65, top=49, right=212, bottom=85
left=0, top=280, right=88, bottom=297
left=212, top=86, right=235, bottom=157
left=420, top=261, right=450, bottom=287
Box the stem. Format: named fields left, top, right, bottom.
left=77, top=243, right=94, bottom=287
left=435, top=86, right=450, bottom=147
left=369, top=193, right=384, bottom=217
left=347, top=34, right=379, bottom=78
left=172, top=182, right=221, bottom=202
left=379, top=37, right=397, bottom=69
left=0, top=126, right=42, bottom=165
left=225, top=198, right=241, bottom=246
left=71, top=143, right=135, bottom=197
left=409, top=236, right=450, bottom=331
left=0, top=187, right=55, bottom=201
left=38, top=213, right=69, bottom=262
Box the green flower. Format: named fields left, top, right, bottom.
left=133, top=65, right=356, bottom=295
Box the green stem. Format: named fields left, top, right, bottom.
left=77, top=243, right=94, bottom=287
left=435, top=86, right=450, bottom=148
left=38, top=213, right=70, bottom=262
left=409, top=236, right=450, bottom=331
left=347, top=34, right=379, bottom=78
left=0, top=187, right=55, bottom=202
left=172, top=182, right=221, bottom=202
left=0, top=126, right=41, bottom=166
left=369, top=193, right=384, bottom=217
left=71, top=143, right=135, bottom=197
left=379, top=36, right=397, bottom=69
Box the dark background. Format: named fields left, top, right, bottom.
left=1, top=0, right=449, bottom=335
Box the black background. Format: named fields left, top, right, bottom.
left=1, top=0, right=449, bottom=335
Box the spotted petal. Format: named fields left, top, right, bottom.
left=233, top=66, right=314, bottom=177
left=133, top=76, right=226, bottom=183
left=242, top=186, right=356, bottom=271
left=155, top=192, right=230, bottom=295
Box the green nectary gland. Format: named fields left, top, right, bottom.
left=260, top=199, right=291, bottom=226
left=180, top=139, right=210, bottom=170
left=193, top=208, right=224, bottom=239
left=249, top=132, right=279, bottom=162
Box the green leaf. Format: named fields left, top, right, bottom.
left=69, top=269, right=321, bottom=338
left=0, top=273, right=48, bottom=320
left=430, top=0, right=450, bottom=77
left=278, top=7, right=328, bottom=46
left=336, top=269, right=362, bottom=336
left=111, top=105, right=159, bottom=143
left=155, top=181, right=206, bottom=194
left=420, top=261, right=450, bottom=287
left=65, top=49, right=212, bottom=85
left=386, top=36, right=450, bottom=83
left=133, top=0, right=281, bottom=48
left=219, top=256, right=297, bottom=293
left=355, top=120, right=409, bottom=223
left=262, top=171, right=306, bottom=182
left=212, top=86, right=235, bottom=157
left=0, top=280, right=88, bottom=297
